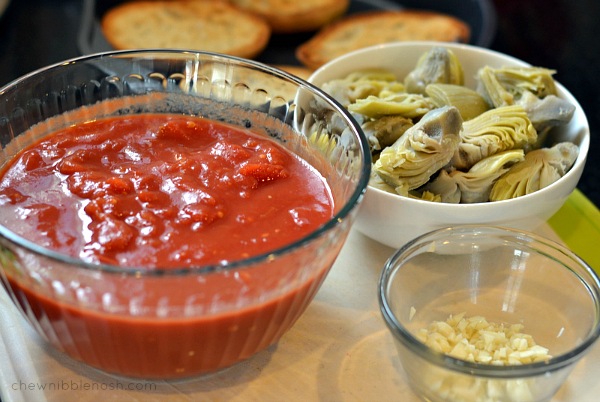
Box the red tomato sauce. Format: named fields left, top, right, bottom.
left=4, top=258, right=334, bottom=378
left=0, top=114, right=339, bottom=378
left=0, top=115, right=334, bottom=267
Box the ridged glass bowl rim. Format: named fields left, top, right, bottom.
left=378, top=225, right=600, bottom=378
left=0, top=49, right=371, bottom=277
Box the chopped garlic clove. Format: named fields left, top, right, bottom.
left=414, top=313, right=551, bottom=366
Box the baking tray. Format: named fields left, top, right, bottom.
left=77, top=0, right=497, bottom=65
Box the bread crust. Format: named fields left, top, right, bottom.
left=296, top=10, right=471, bottom=69
left=101, top=0, right=271, bottom=59
left=229, top=0, right=349, bottom=33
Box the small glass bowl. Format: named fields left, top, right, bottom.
left=0, top=50, right=370, bottom=379
left=379, top=225, right=600, bottom=402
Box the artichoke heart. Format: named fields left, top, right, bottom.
left=420, top=169, right=461, bottom=204
left=410, top=190, right=442, bottom=202
left=426, top=83, right=490, bottom=121
left=368, top=169, right=399, bottom=194
left=369, top=173, right=440, bottom=201
left=362, top=115, right=414, bottom=152
left=373, top=106, right=463, bottom=191
left=309, top=130, right=338, bottom=155
left=404, top=47, right=464, bottom=95
left=517, top=90, right=576, bottom=132
left=489, top=142, right=578, bottom=201
left=476, top=66, right=514, bottom=108
left=321, top=69, right=404, bottom=107
left=494, top=66, right=557, bottom=99
left=378, top=83, right=410, bottom=98
left=477, top=66, right=557, bottom=108
left=451, top=105, right=537, bottom=170
left=348, top=93, right=436, bottom=119
left=449, top=149, right=525, bottom=203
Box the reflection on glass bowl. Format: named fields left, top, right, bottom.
left=0, top=50, right=370, bottom=379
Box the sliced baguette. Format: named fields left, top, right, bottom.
left=296, top=10, right=471, bottom=69
left=101, top=0, right=271, bottom=59
left=228, top=0, right=349, bottom=33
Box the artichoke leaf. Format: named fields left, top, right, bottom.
left=378, top=83, right=410, bottom=98
left=449, top=149, right=525, bottom=203
left=368, top=169, right=399, bottom=194
left=476, top=66, right=558, bottom=109
left=348, top=93, right=436, bottom=119
left=426, top=83, right=490, bottom=120
left=321, top=68, right=405, bottom=107
left=409, top=190, right=442, bottom=202
left=404, top=47, right=464, bottom=95
left=369, top=172, right=420, bottom=199
left=309, top=130, right=338, bottom=155
left=362, top=115, right=414, bottom=152
left=494, top=66, right=557, bottom=99
left=451, top=105, right=537, bottom=170
left=420, top=169, right=461, bottom=204
left=476, top=66, right=514, bottom=108
left=373, top=106, right=463, bottom=191
left=489, top=142, right=578, bottom=201
left=517, top=90, right=576, bottom=132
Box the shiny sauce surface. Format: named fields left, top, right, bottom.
left=0, top=115, right=334, bottom=268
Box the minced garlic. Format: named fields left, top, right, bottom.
left=415, top=312, right=551, bottom=365
left=409, top=313, right=552, bottom=402
left=409, top=306, right=417, bottom=321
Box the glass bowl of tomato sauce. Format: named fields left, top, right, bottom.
left=0, top=50, right=371, bottom=379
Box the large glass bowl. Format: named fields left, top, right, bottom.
left=0, top=50, right=370, bottom=379
left=379, top=225, right=600, bottom=402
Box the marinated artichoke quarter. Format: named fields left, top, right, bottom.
left=404, top=47, right=464, bottom=95
left=490, top=142, right=578, bottom=201
left=450, top=105, right=537, bottom=170
left=321, top=47, right=579, bottom=204
left=373, top=106, right=462, bottom=193
left=425, top=83, right=489, bottom=121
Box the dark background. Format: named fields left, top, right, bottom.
left=0, top=0, right=597, bottom=203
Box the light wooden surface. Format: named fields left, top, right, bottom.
left=0, top=225, right=598, bottom=402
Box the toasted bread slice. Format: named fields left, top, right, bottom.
left=229, top=0, right=349, bottom=33
left=296, top=10, right=471, bottom=69
left=101, top=0, right=271, bottom=59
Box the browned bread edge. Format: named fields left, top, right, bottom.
left=101, top=0, right=272, bottom=60
left=230, top=0, right=350, bottom=33
left=296, top=10, right=471, bottom=69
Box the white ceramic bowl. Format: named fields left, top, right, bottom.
left=308, top=42, right=590, bottom=249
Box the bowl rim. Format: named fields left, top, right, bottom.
left=378, top=224, right=600, bottom=378
left=308, top=41, right=590, bottom=211
left=0, top=49, right=372, bottom=276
